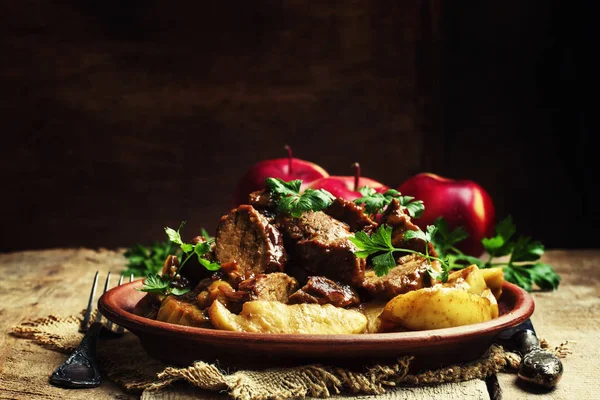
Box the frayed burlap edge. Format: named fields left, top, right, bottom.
left=12, top=313, right=573, bottom=400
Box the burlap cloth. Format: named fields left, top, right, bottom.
left=11, top=312, right=571, bottom=400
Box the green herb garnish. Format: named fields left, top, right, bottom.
left=431, top=216, right=561, bottom=291
left=431, top=218, right=484, bottom=269
left=265, top=178, right=335, bottom=217
left=350, top=225, right=449, bottom=282
left=123, top=241, right=181, bottom=277
left=123, top=227, right=214, bottom=278
left=163, top=225, right=221, bottom=272
left=135, top=273, right=190, bottom=296
left=353, top=187, right=424, bottom=218
left=139, top=222, right=220, bottom=296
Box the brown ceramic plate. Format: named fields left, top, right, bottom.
left=99, top=280, right=534, bottom=370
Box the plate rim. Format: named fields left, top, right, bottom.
left=99, top=279, right=535, bottom=344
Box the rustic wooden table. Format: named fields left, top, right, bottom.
left=0, top=249, right=598, bottom=399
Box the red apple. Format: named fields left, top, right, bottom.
left=398, top=173, right=495, bottom=256
left=306, top=163, right=388, bottom=201
left=233, top=146, right=329, bottom=205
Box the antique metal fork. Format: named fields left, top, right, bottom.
left=49, top=271, right=132, bottom=388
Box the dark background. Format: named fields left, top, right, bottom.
left=1, top=1, right=598, bottom=252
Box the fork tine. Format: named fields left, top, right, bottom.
left=81, top=271, right=99, bottom=331
left=114, top=274, right=127, bottom=334
left=106, top=274, right=124, bottom=331
left=95, top=272, right=111, bottom=323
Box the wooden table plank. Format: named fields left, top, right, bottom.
left=0, top=249, right=598, bottom=399
left=0, top=249, right=135, bottom=400
left=497, top=250, right=600, bottom=400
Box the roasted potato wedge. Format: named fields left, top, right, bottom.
left=480, top=267, right=504, bottom=300
left=445, top=265, right=487, bottom=295
left=209, top=300, right=367, bottom=334
left=380, top=285, right=496, bottom=330
left=359, top=301, right=388, bottom=333
left=481, top=288, right=499, bottom=319
left=157, top=295, right=210, bottom=328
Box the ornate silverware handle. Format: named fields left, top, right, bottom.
left=497, top=319, right=563, bottom=388
left=49, top=321, right=102, bottom=388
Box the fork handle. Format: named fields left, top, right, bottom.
left=49, top=322, right=103, bottom=388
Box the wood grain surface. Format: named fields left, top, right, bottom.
left=0, top=249, right=598, bottom=399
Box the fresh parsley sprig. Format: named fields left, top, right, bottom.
left=138, top=273, right=190, bottom=296
left=431, top=217, right=561, bottom=291
left=123, top=228, right=213, bottom=277
left=349, top=225, right=449, bottom=282
left=431, top=218, right=484, bottom=269
left=265, top=178, right=335, bottom=217
left=164, top=224, right=221, bottom=272
left=353, top=187, right=424, bottom=218
left=139, top=222, right=221, bottom=296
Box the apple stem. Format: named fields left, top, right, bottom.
left=352, top=162, right=360, bottom=191
left=284, top=145, right=293, bottom=175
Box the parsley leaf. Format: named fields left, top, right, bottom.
left=431, top=216, right=560, bottom=291
left=503, top=265, right=533, bottom=292
left=123, top=241, right=181, bottom=277
left=397, top=194, right=425, bottom=218
left=266, top=178, right=335, bottom=217
left=194, top=241, right=211, bottom=256
left=353, top=187, right=424, bottom=218
left=430, top=218, right=484, bottom=269
left=180, top=243, right=194, bottom=253
left=481, top=216, right=517, bottom=258
left=426, top=257, right=450, bottom=283
left=139, top=273, right=191, bottom=296
left=265, top=178, right=302, bottom=196
left=353, top=187, right=388, bottom=215
left=510, top=236, right=545, bottom=263
left=197, top=255, right=221, bottom=271
left=349, top=225, right=449, bottom=281
left=447, top=253, right=485, bottom=269
left=431, top=218, right=469, bottom=256
left=404, top=226, right=449, bottom=282
left=403, top=225, right=437, bottom=243
left=170, top=286, right=192, bottom=296
left=529, top=262, right=561, bottom=290
left=138, top=222, right=221, bottom=296
left=164, top=224, right=220, bottom=271
left=200, top=228, right=213, bottom=241
left=138, top=273, right=171, bottom=295
left=372, top=252, right=396, bottom=277
left=165, top=227, right=183, bottom=245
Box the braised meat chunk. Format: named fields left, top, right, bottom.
left=288, top=276, right=360, bottom=308
left=247, top=189, right=275, bottom=210
left=196, top=273, right=299, bottom=314
left=237, top=272, right=299, bottom=303
left=277, top=210, right=350, bottom=241
left=379, top=199, right=437, bottom=257
left=324, top=197, right=376, bottom=232
left=362, top=254, right=432, bottom=300
left=277, top=211, right=366, bottom=286
left=247, top=189, right=278, bottom=221
left=215, top=205, right=287, bottom=281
